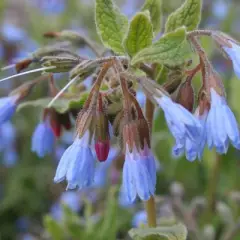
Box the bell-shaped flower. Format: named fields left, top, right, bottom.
left=205, top=88, right=240, bottom=153
left=121, top=144, right=156, bottom=203
left=54, top=130, right=95, bottom=190
left=172, top=110, right=208, bottom=161
left=157, top=96, right=202, bottom=143
left=31, top=118, right=55, bottom=157
left=0, top=95, right=18, bottom=125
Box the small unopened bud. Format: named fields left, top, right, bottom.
left=43, top=108, right=61, bottom=137
left=176, top=79, right=194, bottom=112
left=15, top=59, right=33, bottom=73
left=43, top=31, right=60, bottom=38
left=95, top=95, right=110, bottom=162
left=49, top=110, right=72, bottom=138
left=95, top=140, right=110, bottom=162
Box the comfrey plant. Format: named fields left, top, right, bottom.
left=1, top=0, right=240, bottom=238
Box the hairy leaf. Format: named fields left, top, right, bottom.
left=129, top=223, right=187, bottom=240
left=141, top=0, right=162, bottom=34
left=124, top=12, right=153, bottom=57
left=131, top=27, right=191, bottom=66
left=165, top=0, right=202, bottom=32
left=95, top=0, right=128, bottom=54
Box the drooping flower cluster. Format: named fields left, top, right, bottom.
left=0, top=25, right=240, bottom=204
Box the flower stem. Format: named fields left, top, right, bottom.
left=145, top=196, right=157, bottom=227
left=145, top=69, right=157, bottom=227
left=207, top=151, right=221, bottom=214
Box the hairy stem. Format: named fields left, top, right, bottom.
left=144, top=66, right=157, bottom=228
left=145, top=196, right=157, bottom=227
left=187, top=29, right=212, bottom=38
left=207, top=152, right=221, bottom=214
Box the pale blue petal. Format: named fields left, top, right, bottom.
left=122, top=158, right=137, bottom=203
left=133, top=159, right=152, bottom=201
left=223, top=106, right=240, bottom=149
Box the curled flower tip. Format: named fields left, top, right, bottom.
left=54, top=130, right=95, bottom=190
left=0, top=95, right=19, bottom=125
left=156, top=95, right=202, bottom=142
left=121, top=144, right=156, bottom=203
left=31, top=118, right=55, bottom=158
left=95, top=139, right=110, bottom=162
left=206, top=88, right=240, bottom=153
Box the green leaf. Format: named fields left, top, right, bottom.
left=43, top=215, right=65, bottom=240
left=131, top=27, right=191, bottom=66
left=17, top=93, right=88, bottom=114
left=124, top=12, right=153, bottom=57
left=141, top=0, right=162, bottom=35
left=95, top=0, right=128, bottom=54
left=165, top=0, right=202, bottom=32
left=129, top=223, right=188, bottom=240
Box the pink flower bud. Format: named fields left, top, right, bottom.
left=95, top=139, right=110, bottom=162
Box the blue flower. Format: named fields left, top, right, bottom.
left=54, top=130, right=95, bottom=190
left=206, top=88, right=240, bottom=153
left=172, top=110, right=208, bottom=161
left=222, top=40, right=240, bottom=79
left=0, top=96, right=18, bottom=125
left=31, top=119, right=55, bottom=157
left=132, top=210, right=147, bottom=227
left=121, top=144, right=156, bottom=203
left=156, top=96, right=202, bottom=143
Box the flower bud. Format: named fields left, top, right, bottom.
left=15, top=58, right=32, bottom=73
left=176, top=79, right=194, bottom=112
left=48, top=109, right=72, bottom=138
left=95, top=95, right=110, bottom=162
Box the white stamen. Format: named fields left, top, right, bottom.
left=0, top=66, right=56, bottom=83
left=47, top=76, right=79, bottom=107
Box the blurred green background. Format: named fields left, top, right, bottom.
left=0, top=0, right=240, bottom=239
